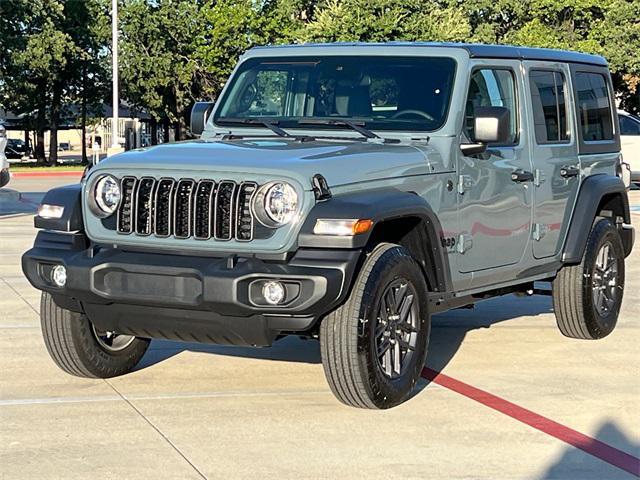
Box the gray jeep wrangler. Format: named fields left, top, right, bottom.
left=23, top=43, right=634, bottom=409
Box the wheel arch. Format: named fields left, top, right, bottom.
left=297, top=188, right=453, bottom=294
left=562, top=174, right=633, bottom=263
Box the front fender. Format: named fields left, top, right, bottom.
left=34, top=183, right=83, bottom=232
left=297, top=188, right=452, bottom=293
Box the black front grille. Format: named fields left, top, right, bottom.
left=116, top=176, right=258, bottom=241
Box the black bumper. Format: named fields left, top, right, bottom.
left=22, top=231, right=361, bottom=346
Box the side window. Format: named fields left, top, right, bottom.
left=529, top=70, right=569, bottom=143
left=465, top=69, right=518, bottom=145
left=574, top=72, right=614, bottom=141
left=619, top=115, right=640, bottom=136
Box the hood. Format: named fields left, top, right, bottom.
left=95, top=138, right=440, bottom=190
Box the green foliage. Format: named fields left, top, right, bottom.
left=2, top=0, right=639, bottom=140
left=0, top=0, right=109, bottom=162
left=301, top=0, right=470, bottom=43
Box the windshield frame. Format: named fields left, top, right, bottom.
left=212, top=55, right=458, bottom=135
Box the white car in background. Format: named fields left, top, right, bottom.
left=0, top=123, right=9, bottom=188
left=619, top=110, right=640, bottom=186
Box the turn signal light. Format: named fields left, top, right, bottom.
left=313, top=219, right=374, bottom=236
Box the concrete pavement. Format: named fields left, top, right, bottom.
left=1, top=178, right=639, bottom=479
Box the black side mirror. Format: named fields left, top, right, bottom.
left=461, top=106, right=511, bottom=156
left=190, top=101, right=215, bottom=136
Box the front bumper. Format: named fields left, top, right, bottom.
left=22, top=231, right=360, bottom=346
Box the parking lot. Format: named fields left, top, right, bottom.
left=1, top=176, right=639, bottom=479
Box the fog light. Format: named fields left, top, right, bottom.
left=262, top=280, right=285, bottom=305
left=51, top=265, right=67, bottom=287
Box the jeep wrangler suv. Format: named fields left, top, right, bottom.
left=22, top=43, right=634, bottom=409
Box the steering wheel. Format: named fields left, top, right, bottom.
left=392, top=109, right=434, bottom=121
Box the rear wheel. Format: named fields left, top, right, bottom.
left=552, top=218, right=625, bottom=339
left=40, top=292, right=150, bottom=378
left=320, top=243, right=430, bottom=409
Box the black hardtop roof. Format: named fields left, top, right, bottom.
left=251, top=42, right=607, bottom=67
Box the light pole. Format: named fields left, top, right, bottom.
left=110, top=0, right=120, bottom=153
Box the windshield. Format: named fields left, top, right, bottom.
left=215, top=56, right=456, bottom=132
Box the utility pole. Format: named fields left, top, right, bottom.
left=109, top=0, right=122, bottom=155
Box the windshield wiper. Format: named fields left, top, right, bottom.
left=216, top=117, right=292, bottom=138
left=297, top=118, right=382, bottom=140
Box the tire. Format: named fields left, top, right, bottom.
left=320, top=243, right=430, bottom=409
left=40, top=292, right=150, bottom=378
left=552, top=218, right=625, bottom=339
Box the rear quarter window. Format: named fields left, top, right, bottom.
left=574, top=72, right=614, bottom=141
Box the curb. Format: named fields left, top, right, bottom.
left=11, top=171, right=83, bottom=178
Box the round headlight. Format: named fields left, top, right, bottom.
left=253, top=181, right=298, bottom=227
left=92, top=175, right=121, bottom=217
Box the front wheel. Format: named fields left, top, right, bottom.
left=320, top=243, right=430, bottom=409
left=552, top=218, right=625, bottom=339
left=40, top=292, right=150, bottom=378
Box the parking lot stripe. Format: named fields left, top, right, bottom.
left=422, top=367, right=640, bottom=477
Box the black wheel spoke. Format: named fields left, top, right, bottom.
left=377, top=338, right=391, bottom=357
left=398, top=293, right=414, bottom=324
left=591, top=241, right=619, bottom=316
left=374, top=278, right=419, bottom=380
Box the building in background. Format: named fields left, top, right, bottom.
left=0, top=104, right=153, bottom=160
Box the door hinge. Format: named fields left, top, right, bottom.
left=534, top=169, right=545, bottom=187
left=458, top=175, right=474, bottom=194
left=532, top=223, right=548, bottom=241
left=457, top=233, right=473, bottom=254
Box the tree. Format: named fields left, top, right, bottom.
left=119, top=0, right=202, bottom=142
left=448, top=0, right=640, bottom=113
left=300, top=0, right=470, bottom=43
left=0, top=0, right=109, bottom=165
left=0, top=0, right=75, bottom=164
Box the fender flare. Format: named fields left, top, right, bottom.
left=298, top=188, right=452, bottom=293
left=34, top=183, right=83, bottom=232
left=562, top=174, right=632, bottom=263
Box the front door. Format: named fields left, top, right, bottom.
left=523, top=61, right=579, bottom=258
left=457, top=62, right=533, bottom=273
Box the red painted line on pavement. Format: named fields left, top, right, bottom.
left=12, top=171, right=82, bottom=178
left=421, top=367, right=640, bottom=477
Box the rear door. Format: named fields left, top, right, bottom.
left=523, top=61, right=579, bottom=259
left=457, top=61, right=533, bottom=273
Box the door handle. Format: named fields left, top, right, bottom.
left=511, top=169, right=534, bottom=183
left=560, top=165, right=580, bottom=178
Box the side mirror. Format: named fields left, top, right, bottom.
left=190, top=101, right=215, bottom=136
left=461, top=106, right=511, bottom=156
left=473, top=106, right=510, bottom=144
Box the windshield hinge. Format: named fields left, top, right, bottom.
left=312, top=174, right=332, bottom=201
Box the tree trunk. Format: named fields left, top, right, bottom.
left=163, top=118, right=170, bottom=143
left=81, top=63, right=88, bottom=165
left=24, top=130, right=30, bottom=157
left=35, top=104, right=47, bottom=165
left=151, top=119, right=158, bottom=145
left=48, top=85, right=61, bottom=166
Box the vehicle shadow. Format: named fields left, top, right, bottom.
left=538, top=420, right=640, bottom=479
left=0, top=188, right=44, bottom=216
left=136, top=292, right=554, bottom=380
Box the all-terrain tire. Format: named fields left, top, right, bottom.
left=552, top=218, right=625, bottom=339
left=40, top=292, right=150, bottom=378
left=320, top=243, right=430, bottom=409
